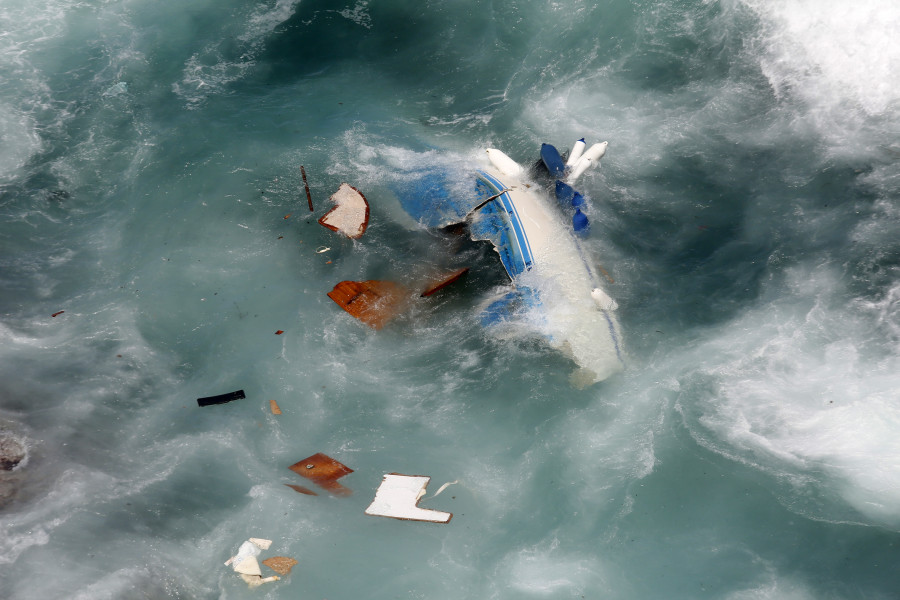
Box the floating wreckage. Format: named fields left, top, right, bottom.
left=196, top=389, right=245, bottom=407
left=225, top=538, right=295, bottom=587
left=287, top=452, right=354, bottom=496
left=365, top=474, right=453, bottom=524
left=0, top=427, right=28, bottom=507
left=318, top=183, right=369, bottom=239
left=262, top=556, right=299, bottom=576
left=326, top=280, right=408, bottom=330
left=319, top=140, right=624, bottom=385
left=326, top=268, right=468, bottom=329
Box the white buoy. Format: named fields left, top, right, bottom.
left=591, top=287, right=618, bottom=311
left=566, top=141, right=608, bottom=183
left=486, top=148, right=523, bottom=178
left=565, top=138, right=586, bottom=167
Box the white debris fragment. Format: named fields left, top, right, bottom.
left=318, top=183, right=369, bottom=238
left=365, top=473, right=452, bottom=523
left=226, top=538, right=280, bottom=587
left=247, top=538, right=272, bottom=550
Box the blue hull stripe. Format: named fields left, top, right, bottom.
left=477, top=171, right=534, bottom=274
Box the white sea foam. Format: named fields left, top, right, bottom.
left=493, top=543, right=612, bottom=597
left=676, top=265, right=900, bottom=525
left=740, top=0, right=900, bottom=170
left=174, top=0, right=302, bottom=108
left=742, top=0, right=900, bottom=117
left=726, top=577, right=815, bottom=600
left=0, top=105, right=42, bottom=181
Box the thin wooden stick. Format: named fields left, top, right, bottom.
left=300, top=165, right=313, bottom=212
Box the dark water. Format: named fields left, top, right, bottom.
left=1, top=1, right=899, bottom=598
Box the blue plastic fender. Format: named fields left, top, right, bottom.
left=540, top=143, right=566, bottom=178
left=573, top=208, right=589, bottom=234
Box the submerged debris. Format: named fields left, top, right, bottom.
left=327, top=280, right=408, bottom=329
left=284, top=483, right=317, bottom=496
left=0, top=428, right=27, bottom=507
left=421, top=267, right=469, bottom=297
left=0, top=433, right=26, bottom=472
left=318, top=183, right=369, bottom=238
left=197, top=389, right=246, bottom=407
left=365, top=473, right=452, bottom=523
left=288, top=452, right=354, bottom=496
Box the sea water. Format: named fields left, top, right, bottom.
left=1, top=1, right=898, bottom=598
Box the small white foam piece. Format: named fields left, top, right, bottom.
left=241, top=574, right=280, bottom=586
left=365, top=474, right=452, bottom=523
left=225, top=538, right=272, bottom=568
left=247, top=538, right=271, bottom=550
left=486, top=149, right=523, bottom=178
left=234, top=556, right=262, bottom=576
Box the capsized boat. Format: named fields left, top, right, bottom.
left=399, top=142, right=625, bottom=384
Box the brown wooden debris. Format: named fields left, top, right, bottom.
left=51, top=311, right=65, bottom=317
left=288, top=452, right=353, bottom=496
left=262, top=556, right=298, bottom=576
left=327, top=280, right=408, bottom=329
left=284, top=484, right=317, bottom=496
left=421, top=267, right=469, bottom=297
left=301, top=165, right=313, bottom=212
left=269, top=399, right=282, bottom=415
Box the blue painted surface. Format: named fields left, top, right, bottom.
left=540, top=143, right=566, bottom=177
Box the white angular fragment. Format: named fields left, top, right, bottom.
left=248, top=538, right=272, bottom=550
left=318, top=183, right=369, bottom=238
left=365, top=473, right=452, bottom=523
left=234, top=556, right=262, bottom=576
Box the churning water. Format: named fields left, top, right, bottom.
left=1, top=1, right=898, bottom=598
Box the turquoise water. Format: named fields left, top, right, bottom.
left=2, top=1, right=899, bottom=598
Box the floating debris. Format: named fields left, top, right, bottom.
left=421, top=267, right=469, bottom=297
left=300, top=165, right=313, bottom=212
left=269, top=399, right=282, bottom=415
left=197, top=389, right=245, bottom=407
left=262, top=556, right=298, bottom=576
left=275, top=330, right=284, bottom=335
left=0, top=432, right=26, bottom=472
left=284, top=483, right=317, bottom=496
left=327, top=280, right=408, bottom=330
left=226, top=538, right=282, bottom=587
left=365, top=473, right=452, bottom=523
left=288, top=452, right=353, bottom=496
left=51, top=311, right=65, bottom=317
left=318, top=183, right=369, bottom=238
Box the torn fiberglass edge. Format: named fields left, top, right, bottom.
left=318, top=183, right=369, bottom=238
left=365, top=473, right=452, bottom=524
left=348, top=143, right=625, bottom=384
